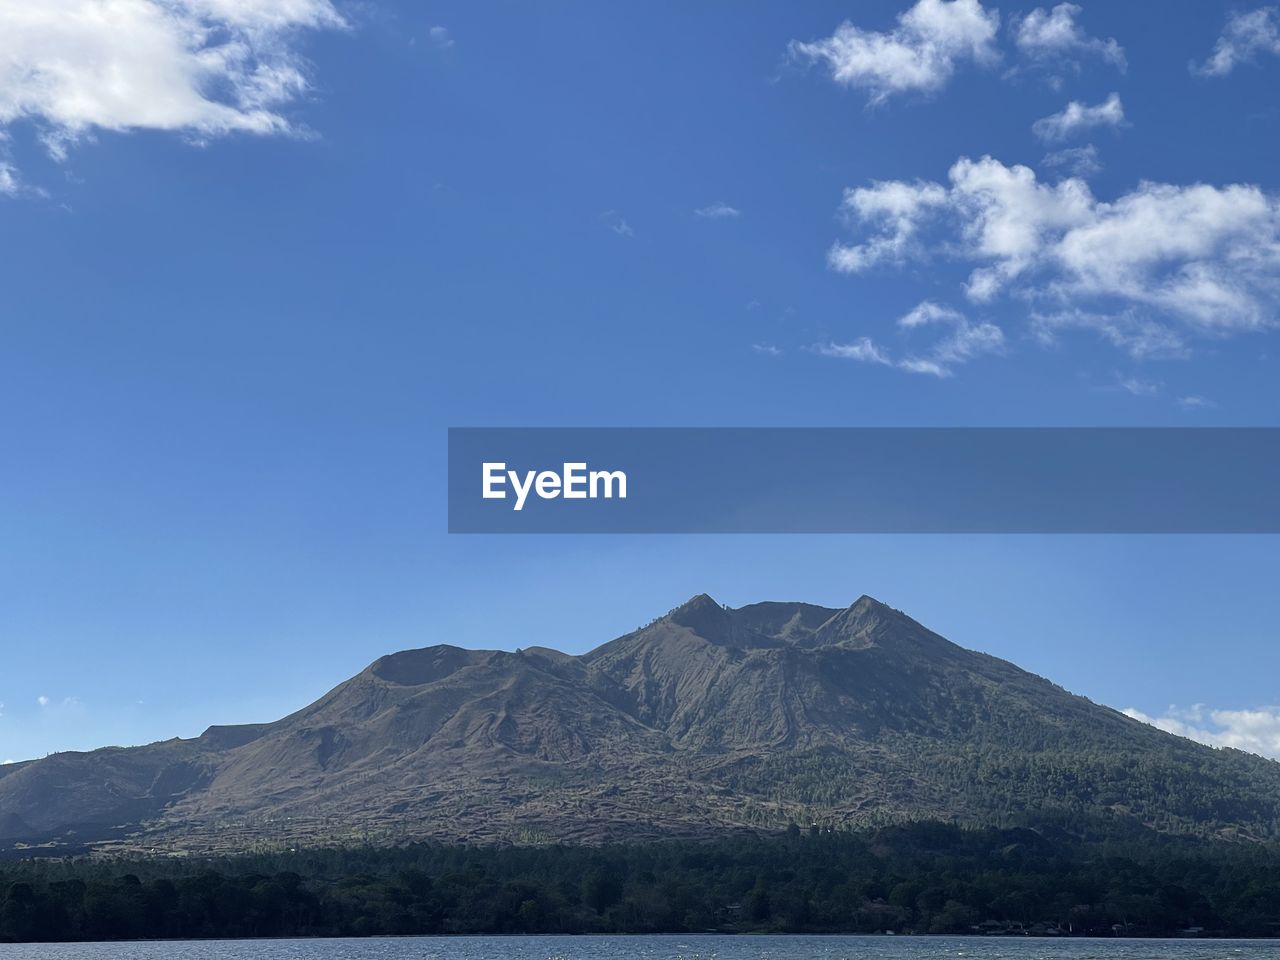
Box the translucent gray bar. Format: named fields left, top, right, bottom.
left=447, top=428, right=1280, bottom=533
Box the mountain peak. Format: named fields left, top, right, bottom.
left=367, top=645, right=480, bottom=686
left=675, top=592, right=720, bottom=612
left=666, top=592, right=732, bottom=636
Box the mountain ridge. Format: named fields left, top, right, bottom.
left=3, top=593, right=1278, bottom=855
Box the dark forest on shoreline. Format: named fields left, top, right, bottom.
left=3, top=823, right=1280, bottom=943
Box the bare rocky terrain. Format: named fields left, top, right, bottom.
left=3, top=594, right=1278, bottom=855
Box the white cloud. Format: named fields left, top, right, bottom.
left=817, top=337, right=892, bottom=365
left=1194, top=7, right=1280, bottom=76
left=1032, top=93, right=1125, bottom=142
left=0, top=159, right=18, bottom=196
left=1177, top=394, right=1217, bottom=410
left=819, top=301, right=1004, bottom=378
left=791, top=0, right=999, bottom=104
left=36, top=696, right=49, bottom=707
left=1031, top=309, right=1189, bottom=359
left=695, top=202, right=741, bottom=219
left=752, top=343, right=782, bottom=357
left=429, top=25, right=454, bottom=49
left=0, top=0, right=344, bottom=165
left=1118, top=376, right=1160, bottom=396
left=898, top=300, right=964, bottom=328
left=1012, top=3, right=1126, bottom=71
left=829, top=179, right=949, bottom=271
left=1124, top=704, right=1280, bottom=759
left=601, top=211, right=634, bottom=237
left=832, top=156, right=1097, bottom=299
left=896, top=301, right=1005, bottom=375
left=1041, top=143, right=1102, bottom=178
left=829, top=156, right=1280, bottom=356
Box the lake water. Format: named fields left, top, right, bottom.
left=0, top=937, right=1276, bottom=960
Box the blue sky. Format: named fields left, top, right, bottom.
left=2, top=0, right=1279, bottom=763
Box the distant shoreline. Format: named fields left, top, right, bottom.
left=2, top=828, right=1279, bottom=944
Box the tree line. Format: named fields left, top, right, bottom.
left=3, top=822, right=1280, bottom=942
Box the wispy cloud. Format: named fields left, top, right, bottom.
left=896, top=301, right=1005, bottom=376
left=1118, top=376, right=1161, bottom=397
left=1124, top=704, right=1280, bottom=759
left=817, top=337, right=892, bottom=365
left=1011, top=3, right=1126, bottom=73
left=33, top=694, right=84, bottom=719
left=1031, top=309, right=1189, bottom=360
left=790, top=0, right=1000, bottom=105
left=0, top=0, right=346, bottom=170
left=1032, top=93, right=1125, bottom=142
left=695, top=202, right=741, bottom=219
left=1194, top=7, right=1280, bottom=76
left=1177, top=394, right=1217, bottom=410
left=828, top=179, right=948, bottom=272
left=829, top=156, right=1280, bottom=358
left=752, top=343, right=783, bottom=357
left=601, top=211, right=634, bottom=237
left=0, top=158, right=19, bottom=196
left=818, top=301, right=1004, bottom=378
left=1042, top=144, right=1102, bottom=178
left=429, top=25, right=454, bottom=49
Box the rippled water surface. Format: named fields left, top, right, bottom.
left=1, top=937, right=1276, bottom=960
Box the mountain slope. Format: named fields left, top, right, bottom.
left=3, top=595, right=1279, bottom=854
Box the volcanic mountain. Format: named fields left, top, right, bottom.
left=3, top=594, right=1278, bottom=854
